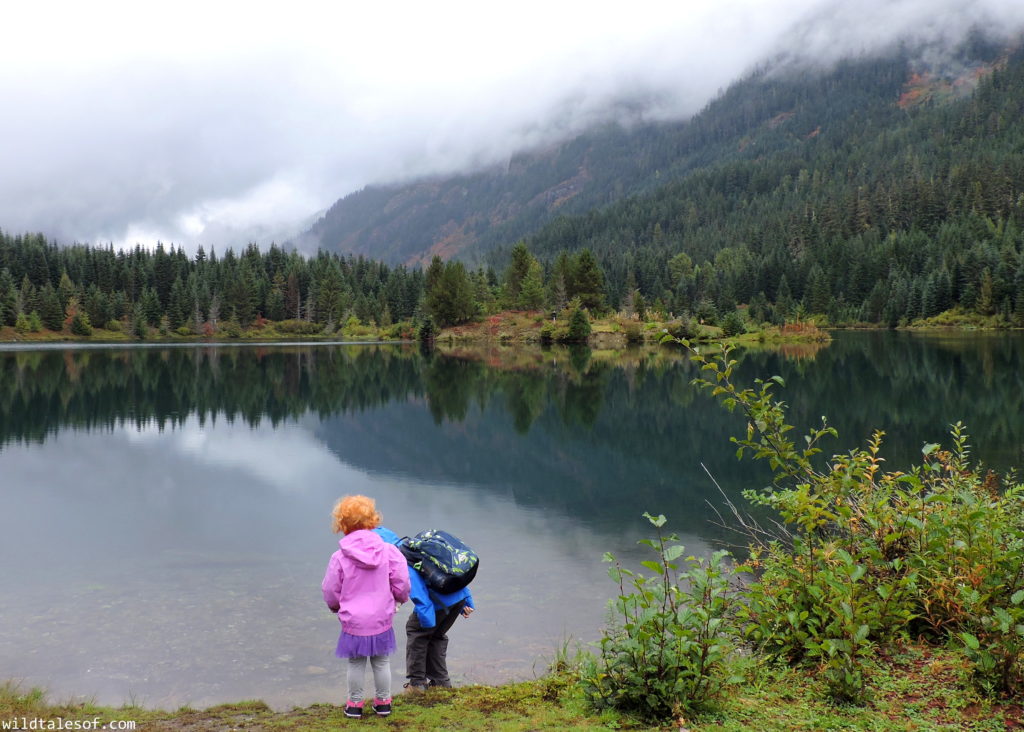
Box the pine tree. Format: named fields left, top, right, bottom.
left=805, top=264, right=831, bottom=315
left=517, top=260, right=545, bottom=310
left=565, top=305, right=591, bottom=343
left=38, top=283, right=63, bottom=331
left=572, top=249, right=606, bottom=312
left=168, top=276, right=190, bottom=329
left=426, top=261, right=476, bottom=326
left=976, top=267, right=995, bottom=315
left=0, top=268, right=15, bottom=326
left=504, top=241, right=534, bottom=308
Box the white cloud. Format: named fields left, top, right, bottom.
left=124, top=415, right=350, bottom=494
left=0, top=0, right=1021, bottom=252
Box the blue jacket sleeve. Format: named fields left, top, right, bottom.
left=431, top=585, right=474, bottom=611
left=409, top=569, right=436, bottom=628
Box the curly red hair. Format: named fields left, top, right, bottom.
left=332, top=494, right=382, bottom=534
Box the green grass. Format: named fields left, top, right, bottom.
left=4, top=645, right=1021, bottom=731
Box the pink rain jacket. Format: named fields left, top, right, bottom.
left=321, top=529, right=411, bottom=636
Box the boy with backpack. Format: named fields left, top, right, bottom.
left=374, top=527, right=477, bottom=692
left=403, top=563, right=474, bottom=691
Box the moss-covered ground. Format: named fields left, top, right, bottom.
left=4, top=644, right=1022, bottom=731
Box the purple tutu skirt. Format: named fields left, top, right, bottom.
left=335, top=627, right=396, bottom=659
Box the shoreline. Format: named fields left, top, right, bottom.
left=5, top=642, right=1022, bottom=730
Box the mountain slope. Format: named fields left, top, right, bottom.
left=303, top=35, right=1007, bottom=267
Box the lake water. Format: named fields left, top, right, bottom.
left=1, top=332, right=1022, bottom=709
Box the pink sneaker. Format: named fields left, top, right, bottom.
left=344, top=699, right=363, bottom=718
left=371, top=697, right=392, bottom=716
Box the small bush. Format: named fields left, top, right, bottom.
left=539, top=321, right=555, bottom=344
left=622, top=321, right=643, bottom=343
left=104, top=319, right=122, bottom=332
left=222, top=319, right=242, bottom=338
left=562, top=307, right=591, bottom=343
left=175, top=326, right=193, bottom=336
left=15, top=312, right=39, bottom=333
left=663, top=316, right=700, bottom=341
left=69, top=312, right=93, bottom=336
left=418, top=316, right=437, bottom=344
left=581, top=513, right=739, bottom=721
left=720, top=310, right=746, bottom=337
left=275, top=319, right=322, bottom=335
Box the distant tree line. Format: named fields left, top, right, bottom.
left=0, top=230, right=617, bottom=336
left=4, top=46, right=1024, bottom=335
left=0, top=235, right=425, bottom=336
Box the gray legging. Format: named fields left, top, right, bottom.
left=347, top=654, right=391, bottom=703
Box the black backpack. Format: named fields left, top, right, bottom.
left=399, top=529, right=479, bottom=594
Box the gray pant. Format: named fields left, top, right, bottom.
left=406, top=600, right=465, bottom=687
left=347, top=654, right=391, bottom=703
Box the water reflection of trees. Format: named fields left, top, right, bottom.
left=2, top=335, right=1022, bottom=538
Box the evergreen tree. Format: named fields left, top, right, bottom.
left=0, top=268, right=15, bottom=326
left=548, top=270, right=568, bottom=313
left=38, top=283, right=63, bottom=331
left=977, top=267, right=995, bottom=315
left=425, top=260, right=476, bottom=326
left=57, top=271, right=76, bottom=314
left=774, top=274, right=794, bottom=324
left=805, top=264, right=831, bottom=315
left=565, top=305, right=591, bottom=343
left=266, top=277, right=286, bottom=321
left=84, top=285, right=112, bottom=329
left=572, top=249, right=606, bottom=312
left=517, top=260, right=545, bottom=310
left=140, top=286, right=162, bottom=326
left=168, top=276, right=190, bottom=330
left=504, top=241, right=535, bottom=307
left=19, top=275, right=38, bottom=317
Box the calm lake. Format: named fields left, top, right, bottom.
left=1, top=331, right=1023, bottom=709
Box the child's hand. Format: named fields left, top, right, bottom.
left=461, top=606, right=474, bottom=619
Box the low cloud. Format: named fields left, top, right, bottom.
left=0, top=0, right=1021, bottom=253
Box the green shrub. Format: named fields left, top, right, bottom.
left=175, top=326, right=193, bottom=336
left=663, top=317, right=699, bottom=341
left=275, top=319, right=322, bottom=335
left=418, top=316, right=437, bottom=344
left=563, top=307, right=591, bottom=343
left=69, top=312, right=93, bottom=336
left=15, top=312, right=38, bottom=333
left=222, top=319, right=242, bottom=338
left=539, top=321, right=555, bottom=345
left=104, top=319, right=122, bottom=332
left=622, top=321, right=643, bottom=344
left=720, top=309, right=746, bottom=337
left=685, top=342, right=1024, bottom=701
left=581, top=513, right=739, bottom=721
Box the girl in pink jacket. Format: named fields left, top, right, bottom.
left=322, top=495, right=410, bottom=719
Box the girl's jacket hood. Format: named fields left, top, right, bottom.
left=321, top=529, right=411, bottom=636
left=340, top=530, right=388, bottom=569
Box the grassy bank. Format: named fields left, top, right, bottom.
left=0, top=319, right=411, bottom=345
left=436, top=310, right=830, bottom=348
left=5, top=644, right=1022, bottom=730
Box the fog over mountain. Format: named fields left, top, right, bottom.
left=2, top=0, right=1022, bottom=252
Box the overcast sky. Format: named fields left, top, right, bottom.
left=1, top=0, right=1022, bottom=252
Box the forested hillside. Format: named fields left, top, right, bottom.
left=304, top=43, right=929, bottom=265
left=521, top=41, right=1024, bottom=325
